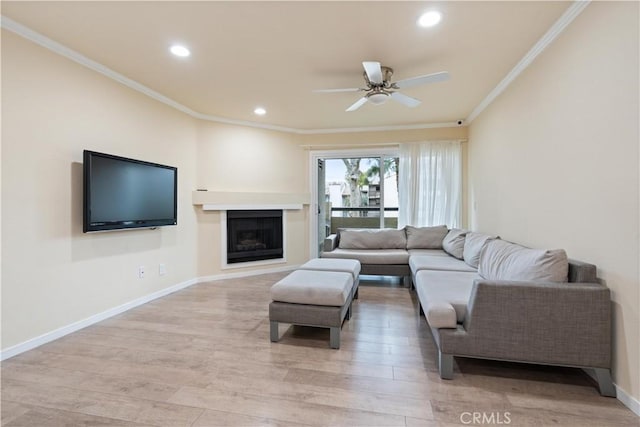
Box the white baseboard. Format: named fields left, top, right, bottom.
left=0, top=264, right=298, bottom=361
left=616, top=383, right=640, bottom=417
left=0, top=277, right=198, bottom=361
left=586, top=369, right=640, bottom=416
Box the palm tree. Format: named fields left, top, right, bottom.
left=364, top=157, right=399, bottom=189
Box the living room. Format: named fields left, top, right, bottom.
left=1, top=1, right=638, bottom=426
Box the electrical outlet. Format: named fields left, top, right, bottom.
left=138, top=266, right=145, bottom=279
left=159, top=263, right=166, bottom=276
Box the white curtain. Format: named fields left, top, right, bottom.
left=398, top=140, right=462, bottom=228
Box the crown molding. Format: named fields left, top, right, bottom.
left=466, top=1, right=591, bottom=123
left=0, top=15, right=459, bottom=135
left=0, top=16, right=303, bottom=134
left=2, top=1, right=589, bottom=134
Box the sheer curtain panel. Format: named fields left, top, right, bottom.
left=398, top=141, right=462, bottom=228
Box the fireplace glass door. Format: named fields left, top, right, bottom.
left=226, top=210, right=283, bottom=264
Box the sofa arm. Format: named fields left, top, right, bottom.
left=425, top=301, right=457, bottom=329
left=456, top=279, right=611, bottom=368
left=324, top=234, right=339, bottom=252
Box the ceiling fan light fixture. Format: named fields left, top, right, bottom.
left=367, top=92, right=389, bottom=105
left=418, top=11, right=442, bottom=28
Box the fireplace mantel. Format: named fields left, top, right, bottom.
left=192, top=191, right=310, bottom=211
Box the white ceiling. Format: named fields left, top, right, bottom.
left=2, top=1, right=572, bottom=132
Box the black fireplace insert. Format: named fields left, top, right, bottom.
left=226, top=210, right=283, bottom=264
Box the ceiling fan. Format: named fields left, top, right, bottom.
left=314, top=61, right=450, bottom=112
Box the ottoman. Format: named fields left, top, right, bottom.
left=269, top=269, right=354, bottom=349
left=298, top=258, right=361, bottom=299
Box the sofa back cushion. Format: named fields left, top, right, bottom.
left=442, top=228, right=468, bottom=259
left=405, top=225, right=448, bottom=249
left=463, top=232, right=498, bottom=268
left=478, top=239, right=568, bottom=283
left=338, top=228, right=407, bottom=250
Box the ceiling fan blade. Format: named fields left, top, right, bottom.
left=346, top=97, right=368, bottom=112
left=312, top=88, right=364, bottom=93
left=393, top=71, right=450, bottom=89
left=362, top=61, right=383, bottom=84
left=390, top=92, right=421, bottom=108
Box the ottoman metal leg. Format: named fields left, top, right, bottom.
left=329, top=327, right=340, bottom=349
left=270, top=321, right=279, bottom=342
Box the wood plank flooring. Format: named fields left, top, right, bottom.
left=2, top=273, right=637, bottom=426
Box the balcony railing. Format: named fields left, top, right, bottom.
left=327, top=207, right=398, bottom=234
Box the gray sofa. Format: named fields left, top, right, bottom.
left=322, top=226, right=615, bottom=397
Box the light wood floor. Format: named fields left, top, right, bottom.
left=2, top=273, right=637, bottom=427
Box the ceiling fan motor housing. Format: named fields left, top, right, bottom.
left=363, top=66, right=394, bottom=88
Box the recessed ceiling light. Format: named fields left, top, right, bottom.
left=418, top=11, right=442, bottom=28
left=170, top=45, right=190, bottom=57
left=254, top=107, right=266, bottom=116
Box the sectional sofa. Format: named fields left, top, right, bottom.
left=321, top=226, right=615, bottom=397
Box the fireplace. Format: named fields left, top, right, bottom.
left=226, top=210, right=283, bottom=264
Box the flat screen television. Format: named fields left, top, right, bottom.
left=83, top=150, right=177, bottom=232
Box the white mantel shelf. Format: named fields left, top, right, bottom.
left=192, top=191, right=310, bottom=211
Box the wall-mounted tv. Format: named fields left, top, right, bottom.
left=83, top=150, right=177, bottom=232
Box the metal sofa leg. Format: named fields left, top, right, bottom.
left=346, top=303, right=352, bottom=320
left=593, top=368, right=616, bottom=397
left=329, top=327, right=340, bottom=349
left=270, top=321, right=279, bottom=343
left=403, top=275, right=412, bottom=289
left=438, top=350, right=453, bottom=380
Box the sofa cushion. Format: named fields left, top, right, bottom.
left=405, top=225, right=448, bottom=249
left=322, top=248, right=409, bottom=265
left=408, top=249, right=449, bottom=257
left=414, top=270, right=479, bottom=326
left=478, top=239, right=569, bottom=283
left=299, top=258, right=361, bottom=280
left=463, top=232, right=498, bottom=268
left=442, top=228, right=468, bottom=259
left=338, top=228, right=407, bottom=250
left=410, top=255, right=477, bottom=273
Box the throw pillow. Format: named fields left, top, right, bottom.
left=442, top=228, right=468, bottom=259
left=338, top=228, right=407, bottom=249
left=463, top=232, right=498, bottom=268
left=405, top=225, right=449, bottom=249
left=478, top=239, right=568, bottom=282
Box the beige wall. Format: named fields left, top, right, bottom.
left=298, top=127, right=467, bottom=148
left=468, top=2, right=639, bottom=401
left=1, top=31, right=199, bottom=349
left=195, top=123, right=309, bottom=276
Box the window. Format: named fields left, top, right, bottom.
left=323, top=156, right=399, bottom=235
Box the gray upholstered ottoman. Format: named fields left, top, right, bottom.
left=269, top=269, right=354, bottom=349
left=298, top=258, right=361, bottom=299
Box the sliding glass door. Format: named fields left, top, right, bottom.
left=318, top=155, right=399, bottom=237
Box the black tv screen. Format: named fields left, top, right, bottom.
left=83, top=150, right=177, bottom=232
